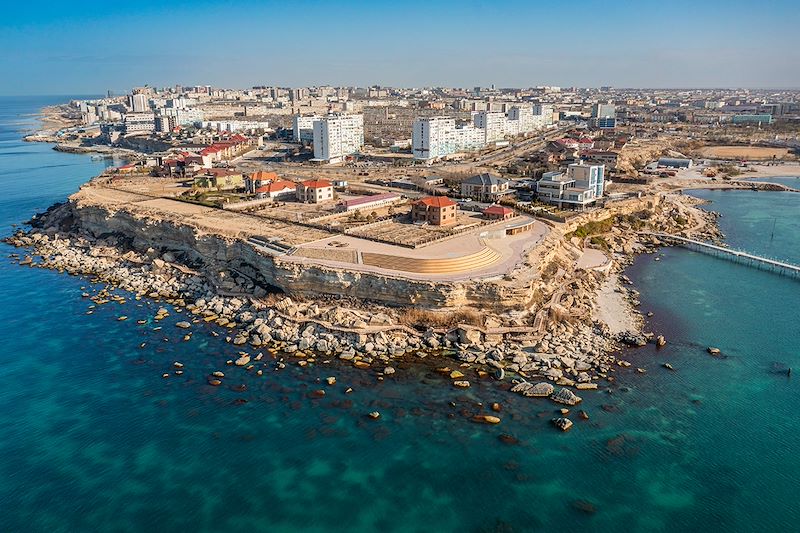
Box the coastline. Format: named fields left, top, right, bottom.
left=3, top=182, right=723, bottom=413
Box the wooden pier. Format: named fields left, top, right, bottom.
left=649, top=232, right=800, bottom=279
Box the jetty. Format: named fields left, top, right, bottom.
left=649, top=232, right=800, bottom=279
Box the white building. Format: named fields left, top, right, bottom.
left=567, top=163, right=605, bottom=198
left=507, top=106, right=535, bottom=135
left=536, top=171, right=596, bottom=210
left=412, top=116, right=485, bottom=161
left=292, top=114, right=320, bottom=142
left=312, top=114, right=364, bottom=163
left=160, top=107, right=205, bottom=126
left=473, top=111, right=507, bottom=143
left=123, top=113, right=156, bottom=133
left=533, top=104, right=555, bottom=125
left=202, top=120, right=270, bottom=133
left=130, top=93, right=149, bottom=113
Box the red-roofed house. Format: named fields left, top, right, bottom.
left=255, top=180, right=297, bottom=200
left=483, top=204, right=515, bottom=220
left=411, top=196, right=458, bottom=225
left=246, top=170, right=279, bottom=193
left=296, top=179, right=334, bottom=203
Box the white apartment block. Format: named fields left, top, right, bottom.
left=507, top=106, right=535, bottom=136
left=312, top=114, right=364, bottom=163
left=292, top=114, right=320, bottom=142
left=202, top=119, right=269, bottom=132
left=412, top=116, right=485, bottom=161
left=533, top=104, right=555, bottom=125
left=123, top=113, right=156, bottom=133
left=130, top=93, right=149, bottom=113
left=473, top=111, right=507, bottom=143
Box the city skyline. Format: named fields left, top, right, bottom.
left=2, top=0, right=799, bottom=95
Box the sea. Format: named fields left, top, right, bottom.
left=1, top=96, right=799, bottom=532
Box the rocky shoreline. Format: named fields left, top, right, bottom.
left=3, top=191, right=722, bottom=419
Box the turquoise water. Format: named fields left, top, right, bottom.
left=745, top=175, right=800, bottom=190
left=2, top=97, right=800, bottom=532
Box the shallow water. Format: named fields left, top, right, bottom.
left=1, top=97, right=800, bottom=532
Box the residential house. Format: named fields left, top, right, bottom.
left=460, top=173, right=511, bottom=202
left=255, top=180, right=296, bottom=200
left=535, top=171, right=596, bottom=210
left=296, top=179, right=334, bottom=203
left=411, top=196, right=458, bottom=226
left=246, top=170, right=279, bottom=193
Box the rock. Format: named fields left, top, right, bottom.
left=449, top=370, right=464, bottom=379
left=309, top=389, right=325, bottom=398
left=326, top=376, right=336, bottom=385
left=453, top=380, right=470, bottom=388
left=663, top=362, right=675, bottom=370
left=497, top=434, right=519, bottom=445
left=571, top=499, right=597, bottom=514
left=510, top=381, right=554, bottom=398
left=551, top=387, right=582, bottom=406
left=575, top=383, right=598, bottom=390
left=383, top=366, right=395, bottom=375
left=491, top=402, right=502, bottom=412
left=212, top=371, right=225, bottom=378
left=579, top=410, right=590, bottom=420
left=655, top=335, right=666, bottom=347
left=173, top=362, right=184, bottom=369
left=208, top=378, right=222, bottom=386
left=619, top=330, right=647, bottom=347
left=472, top=415, right=501, bottom=425
left=234, top=355, right=251, bottom=366
left=368, top=411, right=381, bottom=420
left=707, top=347, right=721, bottom=355
left=176, top=321, right=191, bottom=329
left=551, top=417, right=573, bottom=431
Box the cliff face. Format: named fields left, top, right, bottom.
left=62, top=201, right=536, bottom=310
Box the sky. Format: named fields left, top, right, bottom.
left=1, top=0, right=799, bottom=95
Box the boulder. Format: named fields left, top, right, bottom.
left=551, top=417, right=573, bottom=431
left=551, top=387, right=582, bottom=406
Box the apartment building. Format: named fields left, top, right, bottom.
left=312, top=114, right=364, bottom=163
left=412, top=116, right=485, bottom=161
left=293, top=114, right=321, bottom=142
left=123, top=112, right=156, bottom=133
left=473, top=111, right=507, bottom=143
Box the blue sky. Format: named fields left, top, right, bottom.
left=1, top=0, right=798, bottom=94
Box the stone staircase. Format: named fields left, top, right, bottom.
left=361, top=246, right=501, bottom=274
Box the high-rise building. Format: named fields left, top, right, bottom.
left=312, top=114, right=364, bottom=163
left=412, top=116, right=485, bottom=161
left=592, top=103, right=616, bottom=118
left=507, top=106, right=535, bottom=135
left=130, top=93, right=149, bottom=113
left=293, top=114, right=321, bottom=142
left=533, top=104, right=555, bottom=125
left=473, top=111, right=507, bottom=143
